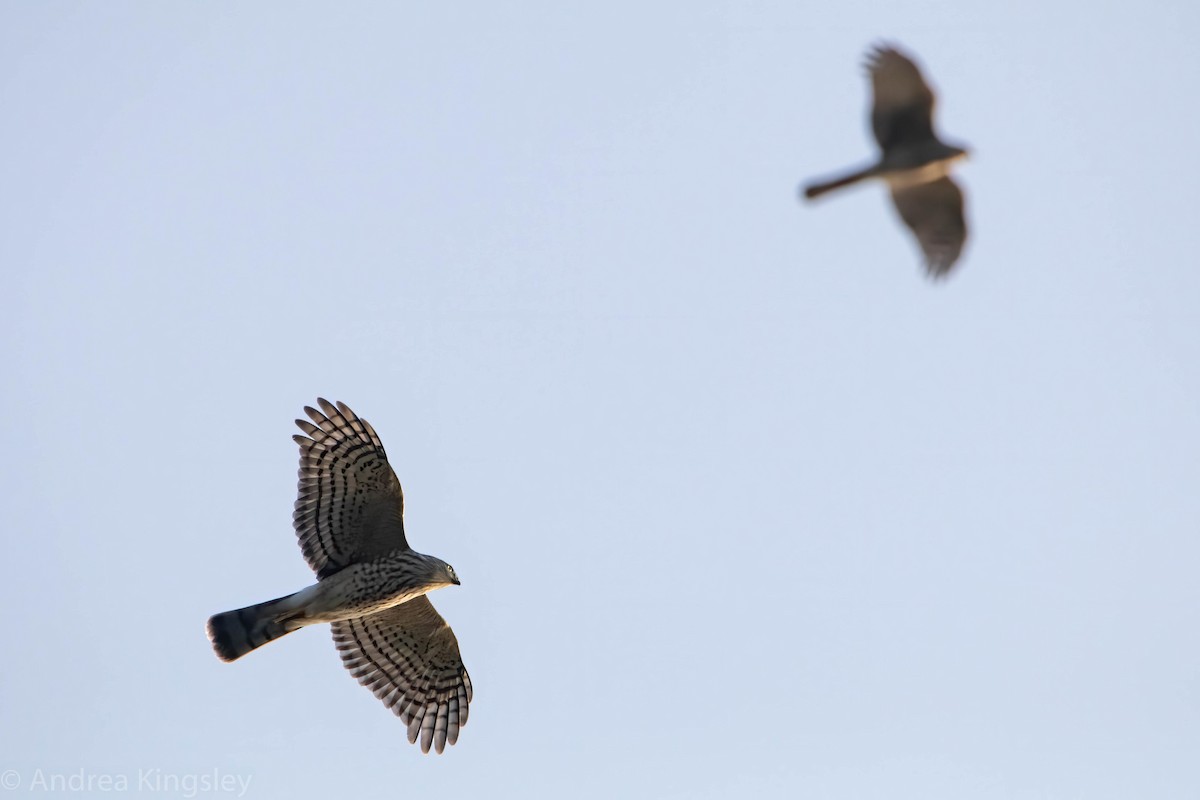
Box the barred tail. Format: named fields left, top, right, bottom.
left=802, top=165, right=879, bottom=200
left=207, top=595, right=304, bottom=662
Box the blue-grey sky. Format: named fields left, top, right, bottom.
left=4, top=2, right=1199, bottom=798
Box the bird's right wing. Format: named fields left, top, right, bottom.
left=293, top=398, right=409, bottom=579
left=889, top=176, right=967, bottom=278
left=331, top=597, right=472, bottom=754
left=867, top=45, right=937, bottom=152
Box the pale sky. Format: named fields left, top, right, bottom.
left=4, top=2, right=1199, bottom=798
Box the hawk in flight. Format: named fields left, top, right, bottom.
left=802, top=44, right=970, bottom=278
left=207, top=399, right=472, bottom=754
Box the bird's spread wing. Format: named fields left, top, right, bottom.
left=293, top=398, right=408, bottom=579
left=332, top=597, right=472, bottom=754
left=890, top=176, right=967, bottom=277
left=867, top=45, right=937, bottom=153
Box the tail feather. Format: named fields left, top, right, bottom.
left=802, top=165, right=880, bottom=200
left=207, top=595, right=304, bottom=662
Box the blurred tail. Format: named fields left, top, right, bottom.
left=207, top=594, right=305, bottom=662
left=802, top=165, right=879, bottom=200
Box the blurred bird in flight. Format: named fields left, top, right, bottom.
left=802, top=44, right=970, bottom=278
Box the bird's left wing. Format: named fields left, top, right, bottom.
left=889, top=176, right=967, bottom=278
left=331, top=597, right=472, bottom=754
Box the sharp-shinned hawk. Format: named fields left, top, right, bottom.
left=207, top=399, right=472, bottom=754
left=802, top=44, right=971, bottom=278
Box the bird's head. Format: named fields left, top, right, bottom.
left=945, top=142, right=970, bottom=162
left=429, top=556, right=461, bottom=587
left=410, top=552, right=462, bottom=590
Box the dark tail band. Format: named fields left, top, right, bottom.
left=207, top=596, right=301, bottom=662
